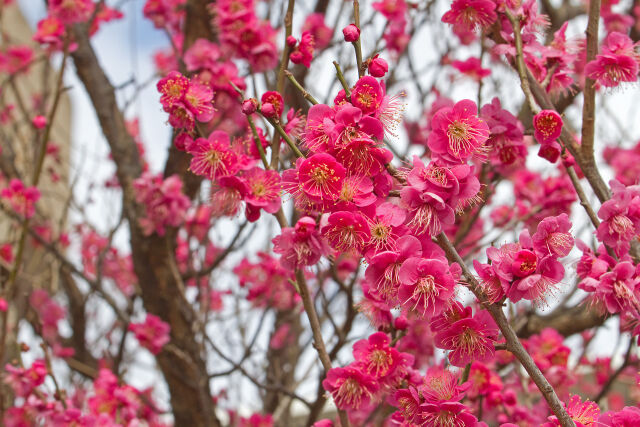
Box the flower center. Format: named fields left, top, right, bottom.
left=499, top=145, right=517, bottom=164
left=251, top=182, right=266, bottom=197
left=205, top=150, right=222, bottom=166
left=547, top=232, right=572, bottom=254
left=613, top=279, right=634, bottom=302
left=336, top=378, right=367, bottom=409
left=164, top=80, right=185, bottom=99
left=185, top=93, right=199, bottom=107
left=397, top=396, right=418, bottom=420
left=377, top=263, right=401, bottom=298
left=536, top=115, right=559, bottom=138
left=293, top=242, right=313, bottom=263
left=458, top=327, right=483, bottom=356
left=325, top=222, right=365, bottom=253
left=611, top=214, right=634, bottom=236
left=368, top=349, right=392, bottom=377
left=407, top=275, right=440, bottom=315
left=446, top=119, right=482, bottom=156
left=427, top=376, right=455, bottom=401
left=310, top=165, right=331, bottom=184
left=429, top=410, right=462, bottom=426
left=357, top=87, right=375, bottom=108
left=605, top=64, right=629, bottom=83
left=340, top=182, right=356, bottom=201
left=423, top=165, right=449, bottom=186
left=370, top=223, right=391, bottom=248
left=462, top=7, right=479, bottom=22
left=407, top=204, right=438, bottom=236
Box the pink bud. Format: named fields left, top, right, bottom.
left=0, top=243, right=13, bottom=263
left=368, top=55, right=388, bottom=77
left=342, top=24, right=360, bottom=42
left=241, top=98, right=258, bottom=115
left=261, top=91, right=284, bottom=117
left=261, top=102, right=277, bottom=118
left=286, top=35, right=298, bottom=48
left=174, top=132, right=193, bottom=151
left=32, top=115, right=47, bottom=129
left=562, top=151, right=576, bottom=168
left=394, top=315, right=408, bottom=330
left=290, top=51, right=304, bottom=64
left=0, top=298, right=7, bottom=312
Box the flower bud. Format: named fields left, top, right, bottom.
left=368, top=55, right=388, bottom=77
left=394, top=315, right=408, bottom=331
left=290, top=51, right=304, bottom=64
left=286, top=35, right=298, bottom=48
left=342, top=24, right=360, bottom=42
left=32, top=115, right=47, bottom=129
left=562, top=151, right=576, bottom=168
left=242, top=98, right=258, bottom=115
left=261, top=91, right=284, bottom=117
left=261, top=102, right=277, bottom=118
left=174, top=132, right=193, bottom=151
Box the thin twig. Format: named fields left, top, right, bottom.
left=352, top=0, right=364, bottom=78
left=284, top=70, right=319, bottom=105
left=594, top=337, right=635, bottom=403
left=333, top=61, right=352, bottom=99
left=270, top=0, right=296, bottom=170
left=504, top=10, right=539, bottom=114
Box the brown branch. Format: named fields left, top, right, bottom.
left=565, top=165, right=601, bottom=229
left=70, top=21, right=221, bottom=427
left=269, top=0, right=296, bottom=170
left=295, top=269, right=351, bottom=427
left=436, top=233, right=575, bottom=427
left=580, top=0, right=600, bottom=163
left=284, top=70, right=319, bottom=105
left=505, top=10, right=539, bottom=114
left=515, top=302, right=608, bottom=338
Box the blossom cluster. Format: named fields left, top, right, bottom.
left=577, top=181, right=640, bottom=324
left=133, top=172, right=191, bottom=236
left=214, top=0, right=279, bottom=72
left=4, top=365, right=166, bottom=426
left=474, top=214, right=573, bottom=303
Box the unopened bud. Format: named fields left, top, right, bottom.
left=368, top=55, right=388, bottom=77
left=342, top=24, right=360, bottom=42
left=242, top=98, right=258, bottom=115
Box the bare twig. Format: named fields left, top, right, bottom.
left=593, top=337, right=635, bottom=403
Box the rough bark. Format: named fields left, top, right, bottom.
left=70, top=24, right=221, bottom=427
